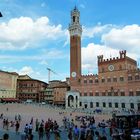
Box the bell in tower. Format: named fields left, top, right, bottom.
left=69, top=6, right=82, bottom=36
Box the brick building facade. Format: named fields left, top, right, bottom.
left=17, top=75, right=48, bottom=102
left=45, top=80, right=70, bottom=106
left=66, top=7, right=140, bottom=111
left=0, top=70, right=18, bottom=102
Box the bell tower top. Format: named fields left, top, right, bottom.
left=69, top=6, right=82, bottom=36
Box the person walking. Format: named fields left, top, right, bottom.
left=86, top=130, right=93, bottom=140
left=73, top=125, right=79, bottom=140
left=68, top=128, right=73, bottom=140
left=38, top=124, right=44, bottom=140
left=45, top=121, right=51, bottom=140
left=95, top=131, right=101, bottom=140
left=15, top=121, right=20, bottom=134
left=29, top=122, right=33, bottom=135
left=35, top=119, right=39, bottom=132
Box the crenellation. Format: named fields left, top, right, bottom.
left=81, top=74, right=98, bottom=78
left=98, top=52, right=128, bottom=65
left=97, top=55, right=103, bottom=62
left=120, top=50, right=126, bottom=58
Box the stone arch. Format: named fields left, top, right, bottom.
left=68, top=95, right=74, bottom=107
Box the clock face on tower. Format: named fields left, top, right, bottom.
left=71, top=72, right=77, bottom=77
left=108, top=65, right=114, bottom=71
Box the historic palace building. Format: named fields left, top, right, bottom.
left=66, top=7, right=140, bottom=111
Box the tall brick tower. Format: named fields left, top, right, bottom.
left=68, top=6, right=82, bottom=80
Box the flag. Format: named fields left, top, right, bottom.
left=0, top=12, right=3, bottom=17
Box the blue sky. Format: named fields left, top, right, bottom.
left=0, top=0, right=140, bottom=82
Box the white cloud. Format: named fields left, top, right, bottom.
left=0, top=16, right=66, bottom=50
left=18, top=66, right=33, bottom=75
left=82, top=42, right=139, bottom=74
left=102, top=24, right=140, bottom=54
left=82, top=43, right=117, bottom=72
left=41, top=49, right=67, bottom=59
left=81, top=24, right=140, bottom=74
left=2, top=66, right=48, bottom=82
left=40, top=60, right=48, bottom=65
left=0, top=48, right=67, bottom=65
left=82, top=24, right=116, bottom=38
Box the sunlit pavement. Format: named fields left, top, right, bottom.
left=0, top=103, right=113, bottom=139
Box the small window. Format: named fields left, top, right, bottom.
left=135, top=75, right=140, bottom=80
left=78, top=79, right=81, bottom=83
left=95, top=92, right=99, bottom=96
left=102, top=92, right=106, bottom=96
left=103, top=102, right=106, bottom=107
left=136, top=91, right=140, bottom=96
left=114, top=92, right=118, bottom=96
left=79, top=102, right=82, bottom=106
left=113, top=77, right=117, bottom=82
left=108, top=92, right=112, bottom=96
left=77, top=17, right=79, bottom=23
left=73, top=16, right=75, bottom=22
left=109, top=102, right=112, bottom=107
left=89, top=92, right=93, bottom=96
left=102, top=78, right=105, bottom=83
left=130, top=103, right=134, bottom=109
left=107, top=78, right=111, bottom=82
left=128, top=76, right=132, bottom=81
left=129, top=91, right=133, bottom=96
left=90, top=102, right=93, bottom=108
left=84, top=80, right=87, bottom=84
left=84, top=92, right=87, bottom=96
left=115, top=103, right=118, bottom=108
left=120, top=77, right=124, bottom=81
left=96, top=102, right=99, bottom=107
left=95, top=79, right=98, bottom=83
left=122, top=103, right=125, bottom=108
left=89, top=79, right=93, bottom=83
left=120, top=92, right=125, bottom=96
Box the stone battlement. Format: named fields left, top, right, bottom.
left=81, top=74, right=98, bottom=78
left=98, top=50, right=126, bottom=64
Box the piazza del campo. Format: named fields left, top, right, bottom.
left=0, top=5, right=140, bottom=140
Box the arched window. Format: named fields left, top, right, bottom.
left=73, top=16, right=75, bottom=22
left=122, top=103, right=125, bottom=108
left=130, top=103, right=134, bottom=109
left=90, top=102, right=93, bottom=108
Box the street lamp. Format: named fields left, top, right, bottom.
left=0, top=12, right=3, bottom=17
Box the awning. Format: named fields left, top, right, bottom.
left=1, top=98, right=19, bottom=102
